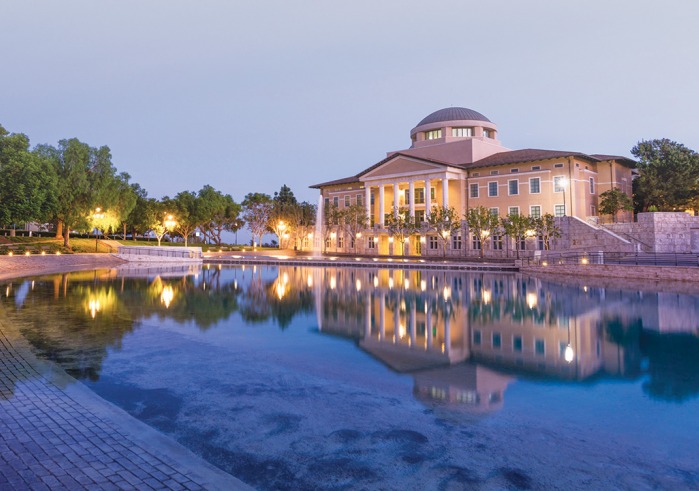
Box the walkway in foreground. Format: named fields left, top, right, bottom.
left=0, top=318, right=251, bottom=491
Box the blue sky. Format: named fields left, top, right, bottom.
left=2, top=0, right=698, bottom=205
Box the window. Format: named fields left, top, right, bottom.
left=404, top=189, right=410, bottom=205
left=554, top=205, right=565, bottom=217
left=531, top=165, right=541, bottom=171
left=425, top=129, right=442, bottom=140
left=325, top=197, right=330, bottom=209
left=452, top=127, right=473, bottom=137
left=529, top=177, right=541, bottom=194
left=591, top=205, right=596, bottom=216
left=472, top=172, right=480, bottom=177
left=530, top=206, right=541, bottom=219
left=483, top=129, right=492, bottom=138
left=333, top=196, right=339, bottom=207
left=337, top=236, right=344, bottom=248
left=428, top=236, right=438, bottom=250
left=370, top=193, right=375, bottom=205
left=508, top=206, right=519, bottom=216
left=490, top=170, right=499, bottom=175
left=473, top=330, right=482, bottom=345
left=535, top=339, right=545, bottom=355
left=415, top=188, right=425, bottom=204
left=488, top=182, right=498, bottom=197
left=470, top=183, right=479, bottom=198
left=554, top=163, right=564, bottom=168
left=472, top=235, right=481, bottom=250
left=510, top=168, right=519, bottom=173
left=489, top=207, right=499, bottom=217
left=325, top=238, right=330, bottom=249
left=553, top=176, right=566, bottom=193
left=452, top=234, right=462, bottom=250
left=356, top=194, right=363, bottom=206
left=415, top=210, right=425, bottom=222
left=350, top=238, right=355, bottom=249
left=430, top=187, right=435, bottom=200
left=492, top=235, right=503, bottom=250
left=368, top=236, right=376, bottom=249
left=537, top=235, right=544, bottom=250
left=508, top=179, right=519, bottom=195
left=492, top=333, right=501, bottom=348
left=344, top=195, right=350, bottom=207
left=513, top=336, right=523, bottom=352
left=589, top=177, right=595, bottom=194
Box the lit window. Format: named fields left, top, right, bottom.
left=488, top=182, right=498, bottom=197
left=553, top=176, right=566, bottom=193
left=470, top=183, right=479, bottom=198
left=415, top=210, right=425, bottom=223
left=425, top=129, right=442, bottom=140
left=530, top=177, right=541, bottom=194
left=508, top=180, right=519, bottom=196
left=589, top=177, right=595, bottom=194
left=554, top=205, right=565, bottom=217
left=452, top=127, right=473, bottom=137
left=431, top=187, right=435, bottom=200
left=415, top=188, right=425, bottom=204
left=530, top=206, right=541, bottom=219
left=509, top=206, right=519, bottom=216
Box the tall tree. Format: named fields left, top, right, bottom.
left=465, top=206, right=500, bottom=258
left=269, top=185, right=298, bottom=248
left=384, top=207, right=419, bottom=255
left=342, top=203, right=368, bottom=252
left=533, top=213, right=560, bottom=251
left=165, top=191, right=203, bottom=247
left=631, top=139, right=699, bottom=212
left=501, top=213, right=535, bottom=259
left=197, top=185, right=242, bottom=246
left=599, top=188, right=634, bottom=223
left=242, top=192, right=273, bottom=247
left=289, top=201, right=316, bottom=251
left=425, top=205, right=460, bottom=257
left=124, top=183, right=150, bottom=239
left=0, top=126, right=57, bottom=233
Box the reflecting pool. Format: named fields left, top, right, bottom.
left=2, top=264, right=699, bottom=490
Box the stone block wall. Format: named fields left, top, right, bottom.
left=553, top=217, right=634, bottom=253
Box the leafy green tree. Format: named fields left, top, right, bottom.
left=124, top=184, right=150, bottom=239
left=0, top=126, right=57, bottom=233
left=384, top=207, right=419, bottom=255
left=322, top=203, right=342, bottom=253
left=599, top=187, right=634, bottom=223
left=269, top=185, right=299, bottom=248
left=197, top=185, right=242, bottom=246
left=289, top=201, right=316, bottom=251
left=501, top=213, right=535, bottom=259
left=631, top=139, right=699, bottom=212
left=533, top=213, right=560, bottom=250
left=342, top=203, right=368, bottom=252
left=465, top=206, right=500, bottom=258
left=164, top=191, right=203, bottom=247
left=242, top=192, right=273, bottom=247
left=425, top=205, right=460, bottom=257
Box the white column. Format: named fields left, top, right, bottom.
left=409, top=180, right=415, bottom=218
left=379, top=293, right=386, bottom=340
left=393, top=182, right=399, bottom=217
left=364, top=293, right=372, bottom=339
left=425, top=179, right=432, bottom=218
left=442, top=177, right=449, bottom=209
left=365, top=186, right=371, bottom=224
left=379, top=185, right=385, bottom=226
left=393, top=306, right=400, bottom=343
left=444, top=314, right=451, bottom=355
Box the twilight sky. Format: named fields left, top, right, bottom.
left=2, top=0, right=698, bottom=205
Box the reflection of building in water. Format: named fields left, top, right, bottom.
left=413, top=364, right=513, bottom=414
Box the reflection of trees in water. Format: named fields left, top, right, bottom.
left=641, top=331, right=699, bottom=403
left=237, top=270, right=314, bottom=328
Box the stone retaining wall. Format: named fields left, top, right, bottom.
left=521, top=263, right=699, bottom=282
left=117, top=245, right=203, bottom=262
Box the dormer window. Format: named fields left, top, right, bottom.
left=483, top=129, right=492, bottom=138
left=452, top=127, right=473, bottom=137
left=425, top=129, right=442, bottom=140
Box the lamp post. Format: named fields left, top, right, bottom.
left=93, top=207, right=105, bottom=252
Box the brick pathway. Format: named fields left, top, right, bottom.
left=0, top=320, right=251, bottom=491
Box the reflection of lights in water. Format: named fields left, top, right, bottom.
left=581, top=257, right=589, bottom=265
left=161, top=285, right=174, bottom=308
left=443, top=286, right=451, bottom=301
left=355, top=279, right=361, bottom=291
left=276, top=282, right=286, bottom=300
left=307, top=274, right=313, bottom=288
left=404, top=279, right=410, bottom=289
left=482, top=290, right=491, bottom=304
left=388, top=278, right=394, bottom=289
left=420, top=280, right=426, bottom=292
left=583, top=286, right=588, bottom=293
left=5, top=286, right=10, bottom=297
left=282, top=272, right=289, bottom=284
left=565, top=344, right=575, bottom=363
left=234, top=280, right=238, bottom=289
left=88, top=299, right=101, bottom=319
left=526, top=292, right=537, bottom=309
left=31, top=281, right=34, bottom=290
left=330, top=277, right=337, bottom=289
left=400, top=300, right=406, bottom=311
left=253, top=265, right=257, bottom=273
left=441, top=342, right=445, bottom=353
left=373, top=276, right=379, bottom=288
left=398, top=324, right=406, bottom=339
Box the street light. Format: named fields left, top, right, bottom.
left=93, top=207, right=105, bottom=252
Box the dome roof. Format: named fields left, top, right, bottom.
left=416, top=107, right=491, bottom=126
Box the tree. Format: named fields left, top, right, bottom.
left=269, top=185, right=299, bottom=249
left=465, top=206, right=500, bottom=258
left=197, top=185, right=242, bottom=246
left=111, top=172, right=138, bottom=239
left=165, top=191, right=203, bottom=247
left=533, top=213, right=560, bottom=250
left=631, top=139, right=699, bottom=213
left=425, top=205, right=460, bottom=257
left=384, top=207, right=419, bottom=255
left=343, top=203, right=368, bottom=252
left=242, top=192, right=272, bottom=248
left=289, top=201, right=316, bottom=251
left=0, top=126, right=57, bottom=233
left=501, top=213, right=535, bottom=259
left=599, top=188, right=634, bottom=223
left=124, top=184, right=150, bottom=239
left=322, top=203, right=343, bottom=253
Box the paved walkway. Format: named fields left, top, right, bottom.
left=0, top=318, right=251, bottom=491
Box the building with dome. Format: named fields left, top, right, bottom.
left=310, top=107, right=636, bottom=257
